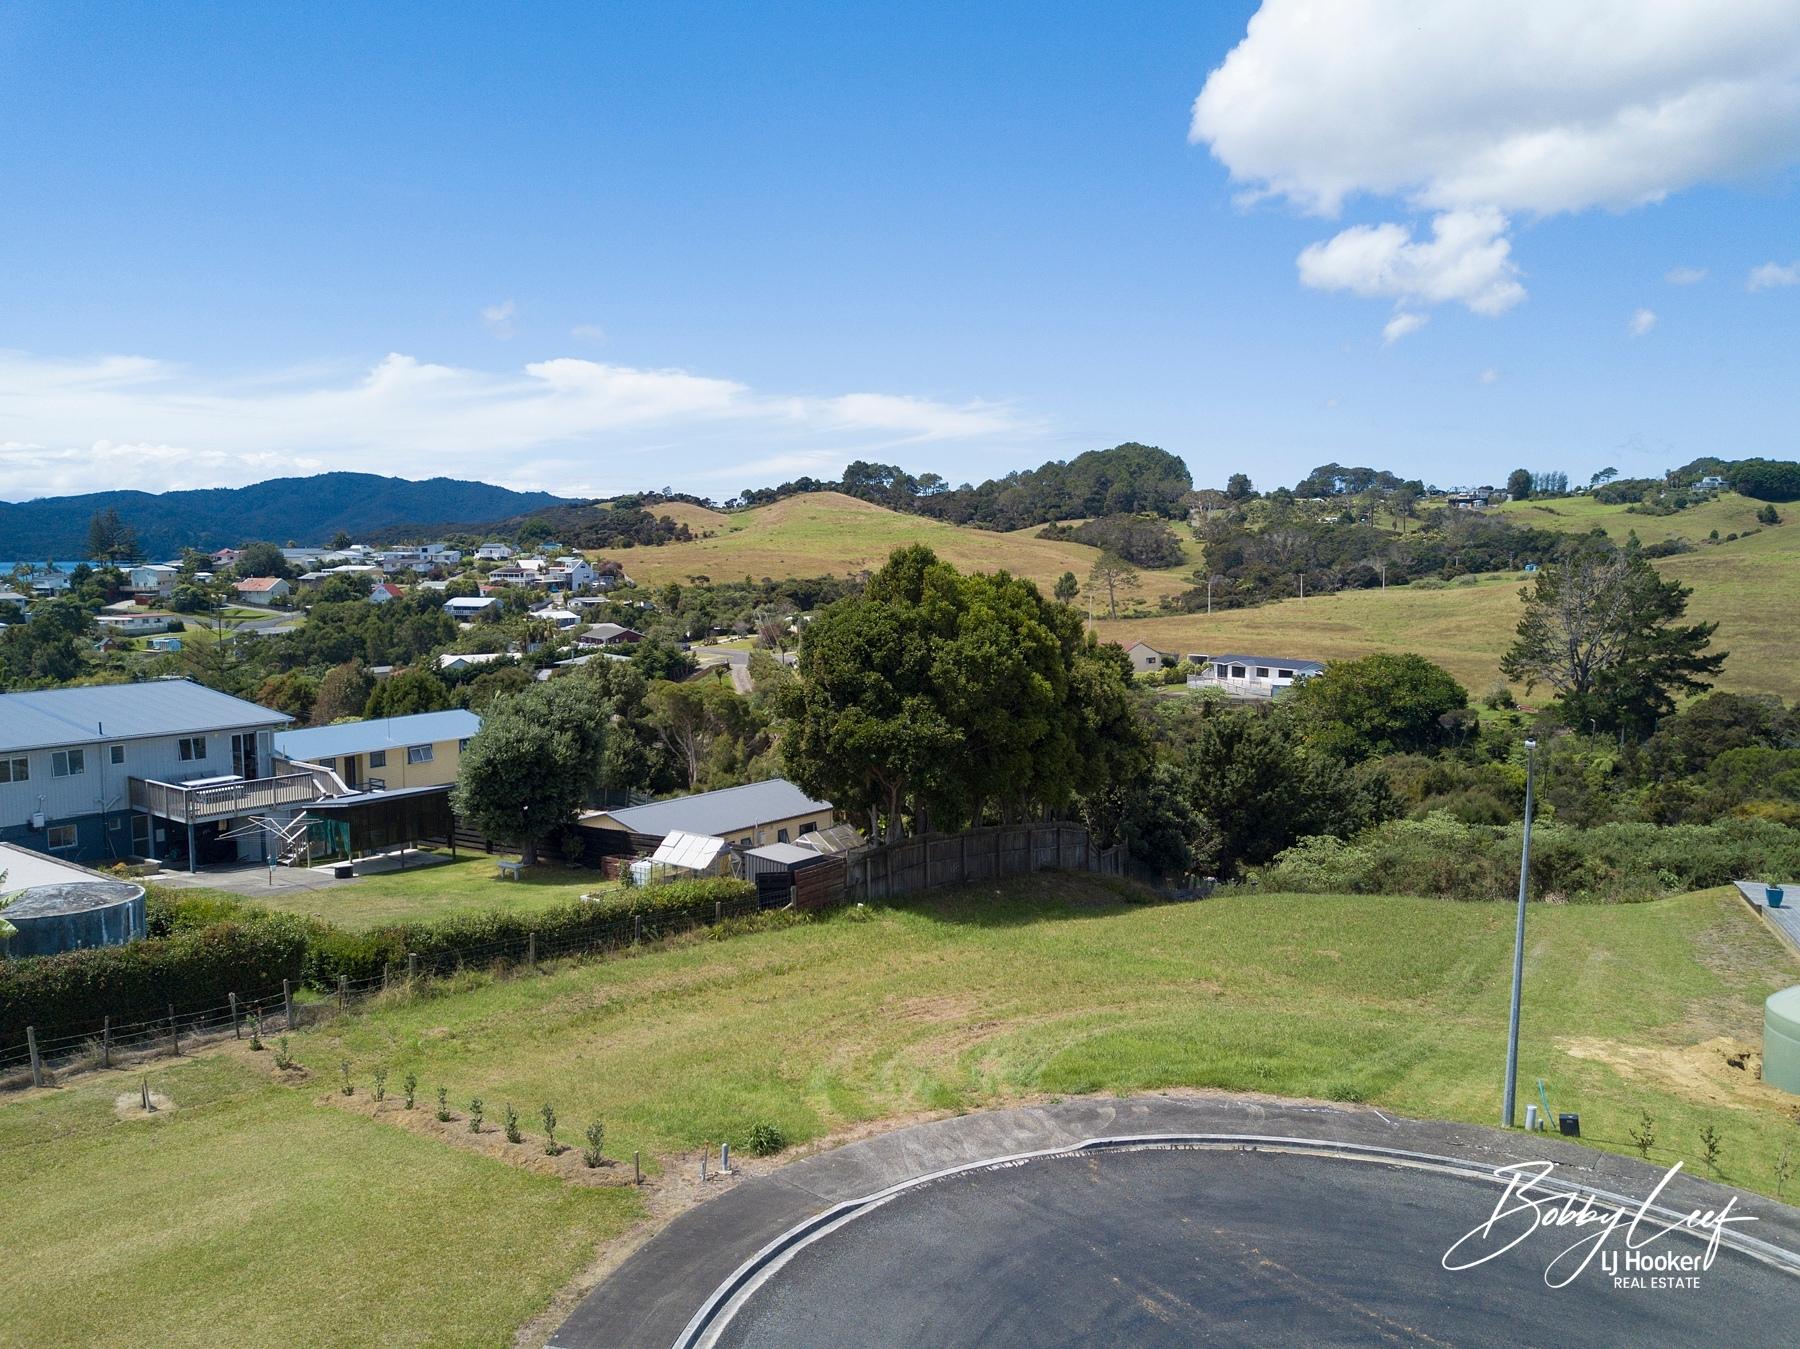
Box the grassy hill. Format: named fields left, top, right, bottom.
left=4, top=878, right=1793, bottom=1344
left=606, top=489, right=1797, bottom=703
left=614, top=491, right=1196, bottom=603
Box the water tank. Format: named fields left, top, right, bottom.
left=0, top=880, right=147, bottom=958
left=1765, top=986, right=1800, bottom=1096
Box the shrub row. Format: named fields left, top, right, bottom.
left=1260, top=812, right=1800, bottom=902
left=0, top=915, right=311, bottom=1052
left=301, top=876, right=757, bottom=987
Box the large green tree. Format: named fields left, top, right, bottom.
left=452, top=679, right=610, bottom=864
left=1286, top=653, right=1470, bottom=763
left=1500, top=543, right=1724, bottom=737
left=363, top=669, right=453, bottom=719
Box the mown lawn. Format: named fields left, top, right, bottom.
left=5, top=876, right=1796, bottom=1345
left=230, top=855, right=616, bottom=931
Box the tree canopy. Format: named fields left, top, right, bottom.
left=452, top=678, right=612, bottom=864
left=1286, top=653, right=1470, bottom=763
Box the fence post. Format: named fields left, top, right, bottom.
left=230, top=992, right=241, bottom=1039
left=633, top=914, right=642, bottom=946
left=168, top=1002, right=181, bottom=1056
left=527, top=931, right=537, bottom=967
left=26, top=1026, right=43, bottom=1088
left=714, top=900, right=722, bottom=924
left=407, top=952, right=418, bottom=982
left=338, top=974, right=348, bottom=1009
left=101, top=1016, right=112, bottom=1069
left=634, top=1150, right=641, bottom=1185
left=283, top=979, right=294, bottom=1030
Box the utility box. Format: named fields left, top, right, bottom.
left=1765, top=986, right=1800, bottom=1095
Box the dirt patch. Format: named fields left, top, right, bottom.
left=112, top=1089, right=175, bottom=1120
left=1561, top=1035, right=1800, bottom=1115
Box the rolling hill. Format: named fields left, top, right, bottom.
left=0, top=474, right=569, bottom=558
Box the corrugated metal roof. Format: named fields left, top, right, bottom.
left=1205, top=655, right=1326, bottom=671
left=274, top=710, right=482, bottom=762
left=0, top=679, right=291, bottom=753
left=593, top=778, right=832, bottom=838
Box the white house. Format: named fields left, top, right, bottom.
left=532, top=607, right=582, bottom=629
left=475, top=542, right=513, bottom=561
left=233, top=577, right=291, bottom=605
left=1698, top=474, right=1727, bottom=490
left=367, top=582, right=405, bottom=604
left=96, top=611, right=181, bottom=637
left=1186, top=654, right=1325, bottom=699
left=443, top=595, right=502, bottom=620
left=127, top=564, right=179, bottom=599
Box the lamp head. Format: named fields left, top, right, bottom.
left=1524, top=738, right=1537, bottom=750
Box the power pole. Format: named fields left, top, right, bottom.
left=1502, top=739, right=1538, bottom=1128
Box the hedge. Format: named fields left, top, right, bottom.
left=302, top=876, right=758, bottom=987
left=0, top=915, right=311, bottom=1053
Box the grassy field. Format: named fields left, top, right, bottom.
left=617, top=492, right=1196, bottom=603
left=6, top=876, right=1796, bottom=1344
left=214, top=855, right=613, bottom=931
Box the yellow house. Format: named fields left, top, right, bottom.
left=272, top=709, right=481, bottom=792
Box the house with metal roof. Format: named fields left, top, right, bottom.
left=1184, top=653, right=1325, bottom=699
left=577, top=778, right=834, bottom=856
left=0, top=679, right=303, bottom=870
left=273, top=709, right=481, bottom=792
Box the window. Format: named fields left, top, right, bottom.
left=1256, top=667, right=1270, bottom=678
left=740, top=836, right=753, bottom=846
left=1277, top=669, right=1294, bottom=680
left=458, top=738, right=470, bottom=751
left=47, top=823, right=77, bottom=850
left=799, top=821, right=817, bottom=835
left=178, top=736, right=207, bottom=761
left=110, top=744, right=126, bottom=765
left=52, top=749, right=85, bottom=777
left=0, top=757, right=27, bottom=783
left=777, top=828, right=790, bottom=843
left=407, top=745, right=434, bottom=765
left=317, top=757, right=337, bottom=770
left=1231, top=665, right=1246, bottom=679
left=368, top=750, right=387, bottom=768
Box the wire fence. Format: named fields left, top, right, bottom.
left=1, top=892, right=773, bottom=1090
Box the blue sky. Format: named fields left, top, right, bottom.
left=2, top=1, right=1797, bottom=502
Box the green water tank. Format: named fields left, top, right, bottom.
left=1765, top=986, right=1800, bottom=1096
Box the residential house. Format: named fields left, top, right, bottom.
left=0, top=679, right=298, bottom=869
left=1185, top=654, right=1324, bottom=698
left=438, top=651, right=507, bottom=672
left=126, top=564, right=179, bottom=600
left=532, top=607, right=582, bottom=630
left=577, top=622, right=644, bottom=647
left=578, top=778, right=835, bottom=857
left=1698, top=474, right=1727, bottom=490
left=0, top=589, right=28, bottom=614
left=26, top=567, right=71, bottom=595
left=443, top=595, right=502, bottom=620
left=273, top=708, right=481, bottom=792
left=367, top=583, right=405, bottom=604
left=210, top=548, right=242, bottom=567
left=475, top=542, right=513, bottom=561
left=234, top=577, right=291, bottom=606
left=96, top=611, right=182, bottom=637
left=1123, top=640, right=1175, bottom=675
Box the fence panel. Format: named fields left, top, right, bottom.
left=842, top=821, right=1121, bottom=904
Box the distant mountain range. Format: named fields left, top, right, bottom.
left=0, top=473, right=570, bottom=559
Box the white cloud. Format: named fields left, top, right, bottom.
left=1299, top=208, right=1525, bottom=316
left=1381, top=312, right=1429, bottom=344
left=1749, top=260, right=1800, bottom=290
left=1192, top=2, right=1800, bottom=329
left=1479, top=368, right=1501, bottom=384
left=1664, top=266, right=1708, bottom=285
left=1629, top=307, right=1659, bottom=336
left=0, top=349, right=1034, bottom=501
left=480, top=299, right=518, bottom=339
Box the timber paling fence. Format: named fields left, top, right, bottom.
left=2, top=821, right=1123, bottom=1090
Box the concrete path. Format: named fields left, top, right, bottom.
left=549, top=1094, right=1800, bottom=1349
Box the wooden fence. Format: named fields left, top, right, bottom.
left=839, top=822, right=1123, bottom=903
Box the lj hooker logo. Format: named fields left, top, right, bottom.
left=1442, top=1160, right=1756, bottom=1290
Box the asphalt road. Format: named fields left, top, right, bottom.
left=707, top=1146, right=1798, bottom=1348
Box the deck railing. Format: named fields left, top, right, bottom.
left=129, top=772, right=325, bottom=825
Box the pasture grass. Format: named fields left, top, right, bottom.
left=12, top=875, right=1794, bottom=1343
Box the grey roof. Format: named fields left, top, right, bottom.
left=745, top=842, right=824, bottom=865
left=0, top=679, right=290, bottom=753
left=274, top=709, right=481, bottom=762
left=592, top=779, right=832, bottom=838
left=1205, top=654, right=1326, bottom=672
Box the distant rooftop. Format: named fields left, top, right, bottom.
left=0, top=679, right=290, bottom=754
left=274, top=709, right=482, bottom=762
left=586, top=778, right=832, bottom=838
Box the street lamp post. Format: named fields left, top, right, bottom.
left=1502, top=738, right=1538, bottom=1128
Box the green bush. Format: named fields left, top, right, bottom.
left=144, top=886, right=256, bottom=937
left=744, top=1121, right=788, bottom=1156
left=0, top=914, right=310, bottom=1055
left=1260, top=812, right=1800, bottom=902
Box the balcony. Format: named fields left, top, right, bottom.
left=130, top=772, right=327, bottom=825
